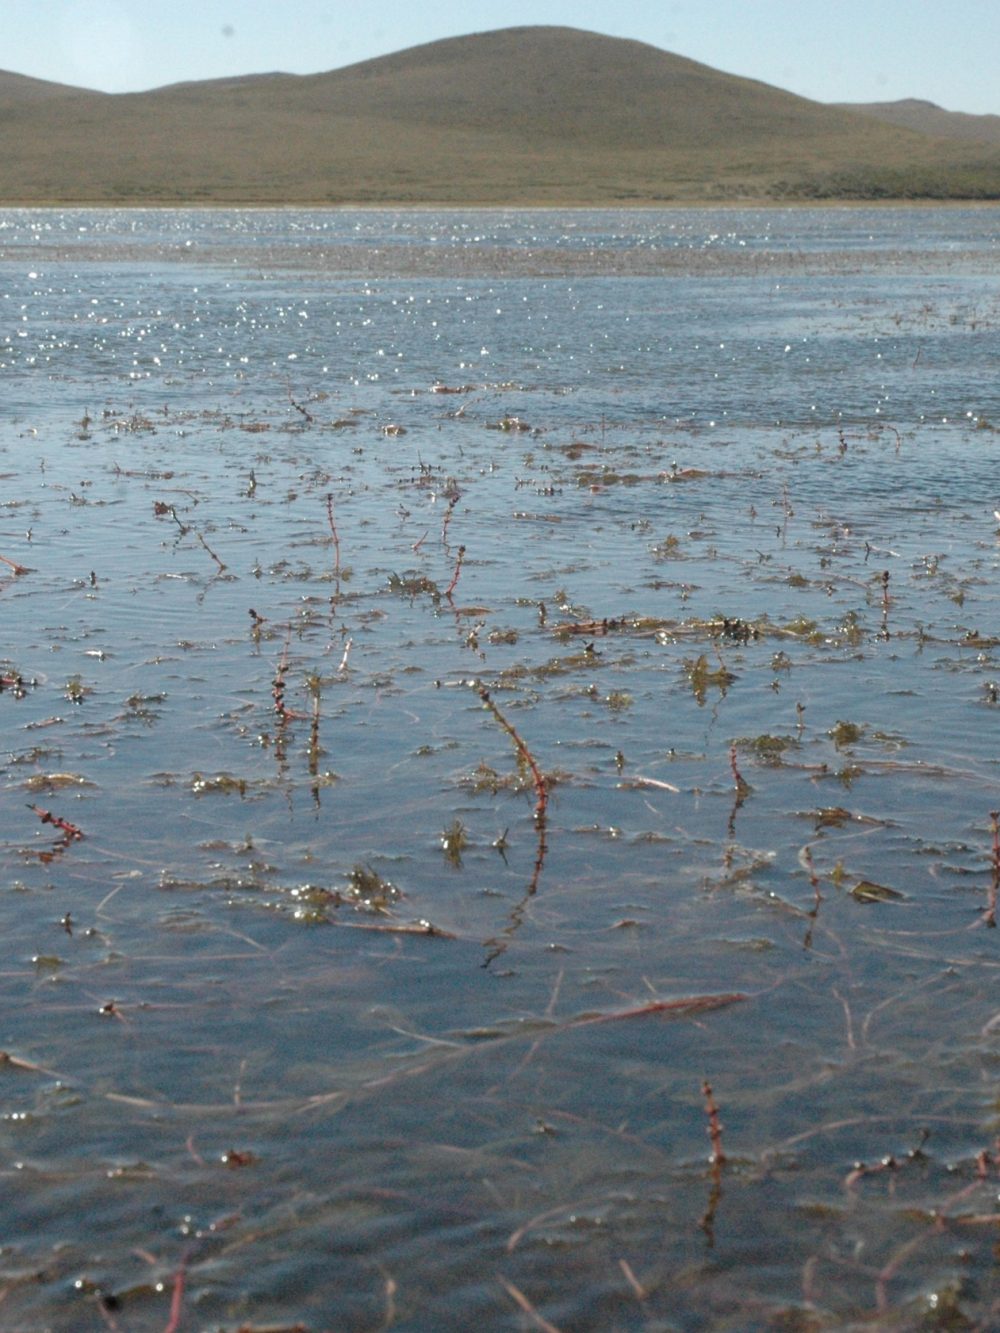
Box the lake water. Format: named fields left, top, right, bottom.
left=2, top=206, right=1000, bottom=1330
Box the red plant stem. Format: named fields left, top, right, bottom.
left=801, top=845, right=824, bottom=949
left=162, top=1251, right=189, bottom=1333
left=442, top=495, right=457, bottom=549
left=499, top=1279, right=562, bottom=1333
left=729, top=745, right=749, bottom=795
left=577, top=994, right=747, bottom=1027
left=287, top=380, right=314, bottom=422
left=27, top=804, right=83, bottom=840
left=273, top=654, right=289, bottom=720
left=160, top=501, right=225, bottom=571
left=308, top=692, right=321, bottom=776
left=445, top=544, right=465, bottom=599
left=0, top=553, right=30, bottom=575
left=873, top=1140, right=1000, bottom=1312
left=802, top=846, right=822, bottom=906
left=478, top=686, right=547, bottom=822
left=272, top=628, right=305, bottom=722
left=325, top=493, right=341, bottom=577
left=702, top=1079, right=726, bottom=1165
left=194, top=528, right=226, bottom=573
left=481, top=818, right=549, bottom=968
left=988, top=810, right=1000, bottom=927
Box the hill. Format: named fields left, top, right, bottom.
left=834, top=98, right=1000, bottom=147
left=0, top=69, right=97, bottom=104
left=2, top=27, right=1000, bottom=204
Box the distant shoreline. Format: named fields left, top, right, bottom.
left=5, top=30, right=1000, bottom=212
left=3, top=197, right=1000, bottom=210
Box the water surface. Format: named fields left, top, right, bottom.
left=1, top=206, right=999, bottom=1330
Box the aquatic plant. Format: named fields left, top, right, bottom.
left=477, top=685, right=548, bottom=823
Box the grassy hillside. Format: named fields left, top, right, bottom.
left=2, top=27, right=1000, bottom=204
left=834, top=98, right=1000, bottom=147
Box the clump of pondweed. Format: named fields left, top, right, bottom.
left=734, top=734, right=799, bottom=766
left=345, top=864, right=400, bottom=914
left=441, top=819, right=468, bottom=866
left=829, top=720, right=865, bottom=748
left=782, top=616, right=823, bottom=643
left=685, top=654, right=736, bottom=705
left=497, top=650, right=601, bottom=684
left=604, top=691, right=633, bottom=712
left=837, top=610, right=866, bottom=645
left=653, top=534, right=683, bottom=559
left=387, top=570, right=441, bottom=600
left=65, top=675, right=89, bottom=704
left=713, top=616, right=762, bottom=644
left=466, top=761, right=524, bottom=795
left=288, top=883, right=341, bottom=924
left=191, top=772, right=249, bottom=796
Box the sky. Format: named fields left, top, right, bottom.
left=5, top=0, right=999, bottom=115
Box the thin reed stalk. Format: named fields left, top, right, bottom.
left=446, top=544, right=466, bottom=599
left=477, top=685, right=547, bottom=822
left=325, top=492, right=341, bottom=578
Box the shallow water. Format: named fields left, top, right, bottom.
left=2, top=206, right=1000, bottom=1330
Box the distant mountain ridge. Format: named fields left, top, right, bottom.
left=0, top=69, right=103, bottom=101
left=835, top=98, right=1000, bottom=145
left=1, top=26, right=999, bottom=203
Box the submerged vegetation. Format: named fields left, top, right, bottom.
left=0, top=206, right=999, bottom=1328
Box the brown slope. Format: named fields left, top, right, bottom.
left=0, top=69, right=101, bottom=104
left=150, top=26, right=925, bottom=151
left=148, top=71, right=293, bottom=95
left=835, top=98, right=1000, bottom=146
left=2, top=26, right=1000, bottom=203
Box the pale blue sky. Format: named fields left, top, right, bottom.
left=6, top=0, right=999, bottom=114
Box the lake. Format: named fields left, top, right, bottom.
left=1, top=205, right=999, bottom=1330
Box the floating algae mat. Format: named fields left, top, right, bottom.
left=1, top=206, right=1000, bottom=1328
